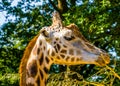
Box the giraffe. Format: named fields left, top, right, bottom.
left=19, top=12, right=110, bottom=86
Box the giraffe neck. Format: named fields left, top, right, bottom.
left=26, top=38, right=53, bottom=86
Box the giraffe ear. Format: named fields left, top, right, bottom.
left=66, top=23, right=79, bottom=30
left=40, top=29, right=49, bottom=38
left=66, top=23, right=81, bottom=37
left=66, top=23, right=88, bottom=42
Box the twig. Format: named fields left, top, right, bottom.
left=106, top=65, right=120, bottom=80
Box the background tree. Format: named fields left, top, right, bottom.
left=0, top=0, right=120, bottom=85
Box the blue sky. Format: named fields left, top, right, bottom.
left=0, top=11, right=6, bottom=25
left=0, top=0, right=19, bottom=25
left=0, top=0, right=43, bottom=26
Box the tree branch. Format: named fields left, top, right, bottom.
left=57, top=0, right=68, bottom=13
left=49, top=0, right=68, bottom=14
left=48, top=0, right=59, bottom=12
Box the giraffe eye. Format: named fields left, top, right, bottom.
left=64, top=36, right=75, bottom=41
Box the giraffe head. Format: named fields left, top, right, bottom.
left=19, top=12, right=110, bottom=86
left=38, top=12, right=110, bottom=67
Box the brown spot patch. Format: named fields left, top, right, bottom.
left=39, top=69, right=44, bottom=80
left=56, top=44, right=61, bottom=51
left=60, top=54, right=65, bottom=58
left=54, top=41, right=56, bottom=44
left=37, top=48, right=40, bottom=55
left=76, top=58, right=82, bottom=61
left=51, top=51, right=55, bottom=56
left=47, top=49, right=50, bottom=55
left=36, top=76, right=40, bottom=86
left=45, top=78, right=47, bottom=85
left=60, top=49, right=67, bottom=54
left=76, top=50, right=81, bottom=55
left=45, top=56, right=50, bottom=64
left=66, top=56, right=70, bottom=61
left=43, top=46, right=46, bottom=50
left=54, top=46, right=58, bottom=53
left=27, top=60, right=37, bottom=77
left=43, top=66, right=49, bottom=74
left=71, top=57, right=75, bottom=62
left=56, top=38, right=59, bottom=41
left=51, top=57, right=53, bottom=60
left=56, top=56, right=60, bottom=59
left=39, top=40, right=42, bottom=45
left=63, top=45, right=67, bottom=48
left=39, top=53, right=44, bottom=65
left=69, top=49, right=74, bottom=55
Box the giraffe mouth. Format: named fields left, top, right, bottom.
left=95, top=53, right=110, bottom=66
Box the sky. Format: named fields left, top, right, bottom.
left=0, top=0, right=43, bottom=26
left=0, top=0, right=19, bottom=26
left=0, top=11, right=6, bottom=26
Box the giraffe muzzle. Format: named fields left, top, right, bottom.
left=96, top=53, right=110, bottom=66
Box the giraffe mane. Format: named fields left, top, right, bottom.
left=19, top=33, right=40, bottom=86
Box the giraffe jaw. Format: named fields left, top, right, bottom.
left=52, top=51, right=110, bottom=66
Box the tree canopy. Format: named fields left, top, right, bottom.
left=0, top=0, right=120, bottom=85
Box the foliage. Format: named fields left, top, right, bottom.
left=0, top=73, right=19, bottom=86
left=47, top=65, right=120, bottom=86
left=0, top=0, right=120, bottom=85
